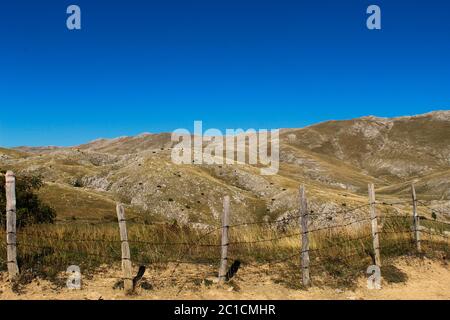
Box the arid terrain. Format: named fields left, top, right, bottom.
left=0, top=111, right=449, bottom=300
left=0, top=257, right=448, bottom=300
left=1, top=111, right=450, bottom=225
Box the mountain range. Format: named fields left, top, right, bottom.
left=2, top=110, right=449, bottom=226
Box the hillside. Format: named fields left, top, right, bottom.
left=2, top=111, right=450, bottom=225
left=282, top=111, right=450, bottom=182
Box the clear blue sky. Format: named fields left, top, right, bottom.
left=0, top=0, right=449, bottom=147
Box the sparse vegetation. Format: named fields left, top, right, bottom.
left=0, top=215, right=447, bottom=288
left=0, top=112, right=449, bottom=295
left=0, top=172, right=56, bottom=228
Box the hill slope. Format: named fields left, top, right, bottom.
left=3, top=111, right=449, bottom=224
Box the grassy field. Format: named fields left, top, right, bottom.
left=1, top=215, right=448, bottom=291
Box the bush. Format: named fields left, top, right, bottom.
left=0, top=172, right=56, bottom=227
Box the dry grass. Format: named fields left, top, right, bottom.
left=0, top=215, right=448, bottom=291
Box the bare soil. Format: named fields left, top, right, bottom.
left=0, top=257, right=448, bottom=300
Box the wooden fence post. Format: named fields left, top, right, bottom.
left=218, top=195, right=230, bottom=283
left=411, top=184, right=421, bottom=252
left=368, top=183, right=381, bottom=267
left=5, top=171, right=19, bottom=278
left=299, top=185, right=310, bottom=287
left=116, top=203, right=133, bottom=293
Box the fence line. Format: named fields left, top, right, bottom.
left=218, top=195, right=230, bottom=284
left=368, top=183, right=381, bottom=267
left=5, top=171, right=19, bottom=278
left=116, top=203, right=133, bottom=293
left=2, top=171, right=449, bottom=294
left=299, top=185, right=310, bottom=287
left=411, top=184, right=421, bottom=252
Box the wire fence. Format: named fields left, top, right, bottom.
left=1, top=186, right=449, bottom=293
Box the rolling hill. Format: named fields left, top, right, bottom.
left=3, top=111, right=450, bottom=225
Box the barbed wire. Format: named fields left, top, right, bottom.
left=116, top=203, right=370, bottom=233
left=7, top=208, right=373, bottom=249
left=376, top=200, right=411, bottom=206
left=129, top=240, right=221, bottom=247
left=134, top=257, right=218, bottom=265
left=420, top=230, right=449, bottom=239
left=325, top=203, right=371, bottom=215
left=16, top=243, right=121, bottom=260
left=14, top=242, right=221, bottom=267
left=232, top=252, right=302, bottom=268
left=1, top=196, right=448, bottom=292
left=379, top=214, right=413, bottom=219
left=16, top=233, right=222, bottom=247
left=307, top=216, right=371, bottom=234
left=224, top=203, right=371, bottom=229
left=16, top=232, right=122, bottom=243
left=228, top=232, right=301, bottom=245
left=380, top=229, right=414, bottom=235
left=308, top=250, right=371, bottom=269
left=12, top=208, right=377, bottom=249
left=228, top=218, right=370, bottom=245
left=13, top=227, right=224, bottom=248
left=417, top=200, right=450, bottom=216
left=5, top=214, right=418, bottom=250
left=172, top=232, right=381, bottom=281
left=308, top=234, right=372, bottom=253
left=418, top=215, right=450, bottom=226
left=3, top=233, right=385, bottom=270
left=420, top=239, right=450, bottom=248
left=166, top=224, right=225, bottom=285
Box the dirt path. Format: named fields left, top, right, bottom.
left=1, top=257, right=448, bottom=300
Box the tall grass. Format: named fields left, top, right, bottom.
left=0, top=215, right=448, bottom=288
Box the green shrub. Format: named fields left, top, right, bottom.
left=0, top=172, right=56, bottom=227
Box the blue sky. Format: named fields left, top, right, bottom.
left=0, top=0, right=449, bottom=147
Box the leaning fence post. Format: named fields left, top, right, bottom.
left=299, top=185, right=310, bottom=287
left=368, top=183, right=381, bottom=267
left=5, top=171, right=19, bottom=278
left=218, top=195, right=230, bottom=283
left=116, top=203, right=133, bottom=293
left=411, top=184, right=421, bottom=252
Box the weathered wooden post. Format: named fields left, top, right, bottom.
left=218, top=195, right=230, bottom=283
left=5, top=171, right=19, bottom=278
left=116, top=203, right=133, bottom=293
left=368, top=183, right=381, bottom=267
left=411, top=184, right=421, bottom=252
left=299, top=185, right=310, bottom=287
